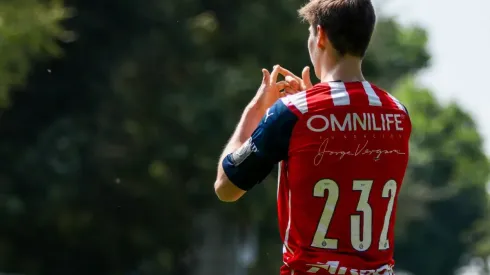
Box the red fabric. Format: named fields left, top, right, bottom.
left=277, top=82, right=410, bottom=274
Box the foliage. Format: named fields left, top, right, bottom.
left=0, top=0, right=69, bottom=106
left=394, top=78, right=490, bottom=275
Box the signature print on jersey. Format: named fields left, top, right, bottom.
left=314, top=136, right=406, bottom=165
left=313, top=133, right=407, bottom=165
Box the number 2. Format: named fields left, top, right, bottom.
left=311, top=179, right=397, bottom=251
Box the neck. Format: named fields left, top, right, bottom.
left=319, top=55, right=365, bottom=83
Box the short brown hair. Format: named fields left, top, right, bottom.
left=299, top=0, right=376, bottom=57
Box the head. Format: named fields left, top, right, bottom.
left=298, top=0, right=376, bottom=79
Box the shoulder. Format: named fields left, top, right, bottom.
left=280, top=83, right=346, bottom=115
left=250, top=98, right=300, bottom=158
left=279, top=90, right=310, bottom=117
left=367, top=83, right=410, bottom=115
left=260, top=96, right=302, bottom=127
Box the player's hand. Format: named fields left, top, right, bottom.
left=282, top=76, right=301, bottom=96
left=250, top=65, right=288, bottom=112
left=278, top=66, right=313, bottom=93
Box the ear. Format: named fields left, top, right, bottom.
left=316, top=25, right=326, bottom=49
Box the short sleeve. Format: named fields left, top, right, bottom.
left=222, top=99, right=299, bottom=191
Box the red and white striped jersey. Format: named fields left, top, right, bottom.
left=276, top=81, right=411, bottom=274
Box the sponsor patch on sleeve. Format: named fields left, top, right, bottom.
left=230, top=138, right=256, bottom=166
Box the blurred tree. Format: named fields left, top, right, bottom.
left=0, top=0, right=69, bottom=107
left=364, top=18, right=431, bottom=89
left=393, top=78, right=490, bottom=275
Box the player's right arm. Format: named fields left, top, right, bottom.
left=214, top=66, right=293, bottom=202
left=214, top=98, right=298, bottom=202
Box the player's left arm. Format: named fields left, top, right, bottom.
left=214, top=99, right=297, bottom=202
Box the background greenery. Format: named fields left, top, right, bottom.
left=0, top=0, right=488, bottom=274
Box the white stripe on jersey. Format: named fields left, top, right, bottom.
left=283, top=189, right=294, bottom=255
left=281, top=91, right=308, bottom=114
left=387, top=93, right=407, bottom=113
left=277, top=161, right=281, bottom=201
left=362, top=81, right=382, bottom=106
left=329, top=82, right=350, bottom=106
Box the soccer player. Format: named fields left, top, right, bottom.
left=214, top=0, right=411, bottom=274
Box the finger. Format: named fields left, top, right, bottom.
left=277, top=66, right=301, bottom=82
left=262, top=69, right=270, bottom=84
left=269, top=65, right=281, bottom=85
left=275, top=80, right=289, bottom=91
left=283, top=86, right=297, bottom=95
left=301, top=66, right=313, bottom=89
left=285, top=76, right=300, bottom=91
left=285, top=75, right=297, bottom=84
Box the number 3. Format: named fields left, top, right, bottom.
left=311, top=179, right=397, bottom=251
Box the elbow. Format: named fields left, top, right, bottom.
left=214, top=180, right=241, bottom=202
